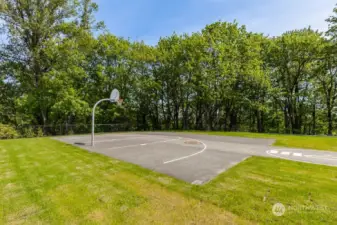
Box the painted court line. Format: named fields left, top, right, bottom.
left=303, top=155, right=337, bottom=161
left=85, top=136, right=153, bottom=144
left=304, top=154, right=337, bottom=159
left=163, top=138, right=207, bottom=164
left=280, top=151, right=290, bottom=155
left=266, top=150, right=337, bottom=166
left=68, top=135, right=144, bottom=140
left=106, top=138, right=181, bottom=150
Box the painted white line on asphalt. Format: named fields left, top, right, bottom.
left=293, top=153, right=303, bottom=157
left=89, top=139, right=117, bottom=143
left=303, top=155, right=337, bottom=161
left=140, top=144, right=147, bottom=146
left=266, top=150, right=337, bottom=167
left=163, top=139, right=176, bottom=143
left=107, top=138, right=181, bottom=150
left=304, top=154, right=337, bottom=158
left=71, top=135, right=177, bottom=145
left=80, top=136, right=148, bottom=144
left=270, top=150, right=279, bottom=154
left=163, top=138, right=207, bottom=164
left=281, top=152, right=290, bottom=155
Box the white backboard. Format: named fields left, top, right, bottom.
left=110, top=89, right=120, bottom=102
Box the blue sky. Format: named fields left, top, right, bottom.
left=1, top=1, right=336, bottom=45
left=95, top=0, right=337, bottom=45
left=94, top=0, right=336, bottom=45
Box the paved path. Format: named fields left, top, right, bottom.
left=54, top=132, right=337, bottom=184
left=149, top=132, right=337, bottom=167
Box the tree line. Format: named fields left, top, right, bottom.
left=1, top=0, right=337, bottom=135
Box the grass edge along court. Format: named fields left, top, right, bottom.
left=174, top=131, right=337, bottom=152
left=1, top=138, right=337, bottom=224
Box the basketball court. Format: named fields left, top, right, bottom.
left=55, top=133, right=254, bottom=184
left=55, top=132, right=337, bottom=184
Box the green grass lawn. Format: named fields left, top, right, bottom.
left=190, top=157, right=337, bottom=224
left=1, top=138, right=337, bottom=224
left=178, top=131, right=337, bottom=151
left=0, top=138, right=250, bottom=225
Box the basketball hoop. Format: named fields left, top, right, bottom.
left=110, top=89, right=120, bottom=103
left=117, top=98, right=124, bottom=106
left=91, top=88, right=122, bottom=146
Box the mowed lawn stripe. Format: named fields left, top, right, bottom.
left=187, top=157, right=337, bottom=224
left=1, top=138, right=337, bottom=224
left=0, top=138, right=251, bottom=225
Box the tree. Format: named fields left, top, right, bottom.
left=315, top=41, right=337, bottom=135
left=1, top=1, right=337, bottom=137
left=326, top=4, right=337, bottom=42
left=267, top=29, right=323, bottom=134
left=0, top=0, right=97, bottom=128
left=201, top=22, right=267, bottom=131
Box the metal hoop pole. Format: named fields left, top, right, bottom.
left=91, top=98, right=111, bottom=146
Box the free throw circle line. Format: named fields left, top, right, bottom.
left=163, top=138, right=207, bottom=164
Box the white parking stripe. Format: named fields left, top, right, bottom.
left=266, top=150, right=337, bottom=167
left=304, top=155, right=337, bottom=161
left=281, top=152, right=290, bottom=155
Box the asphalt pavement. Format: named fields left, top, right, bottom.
left=54, top=132, right=337, bottom=184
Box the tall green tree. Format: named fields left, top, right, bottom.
left=267, top=29, right=323, bottom=134
left=315, top=41, right=337, bottom=135
left=1, top=0, right=337, bottom=136
left=0, top=0, right=98, bottom=127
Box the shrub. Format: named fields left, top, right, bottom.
left=36, top=127, right=44, bottom=137
left=0, top=124, right=19, bottom=139
left=21, top=127, right=35, bottom=138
